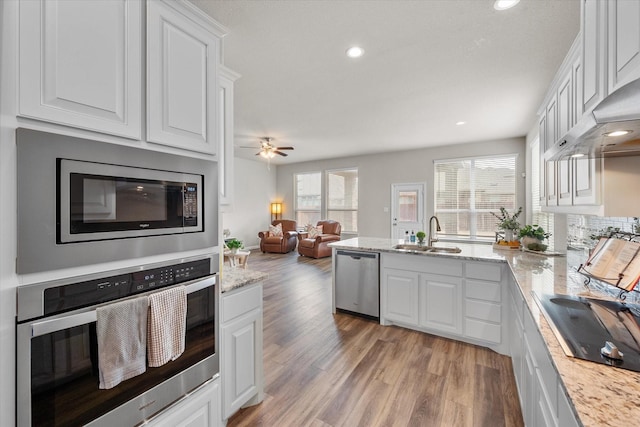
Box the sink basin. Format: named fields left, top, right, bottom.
left=392, top=244, right=462, bottom=254
left=393, top=244, right=431, bottom=251
left=427, top=247, right=462, bottom=253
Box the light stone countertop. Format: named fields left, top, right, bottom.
left=330, top=237, right=640, bottom=427
left=220, top=267, right=268, bottom=293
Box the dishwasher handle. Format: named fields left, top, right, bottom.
left=336, top=250, right=378, bottom=260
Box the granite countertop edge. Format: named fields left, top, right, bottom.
left=220, top=268, right=268, bottom=293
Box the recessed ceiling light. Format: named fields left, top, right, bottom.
left=494, top=0, right=520, bottom=11
left=346, top=46, right=364, bottom=58
left=570, top=153, right=585, bottom=158
left=604, top=130, right=632, bottom=137
left=456, top=121, right=466, bottom=126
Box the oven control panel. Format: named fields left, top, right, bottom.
left=43, top=258, right=212, bottom=317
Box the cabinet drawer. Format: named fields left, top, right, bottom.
left=464, top=318, right=501, bottom=344
left=465, top=262, right=502, bottom=282
left=222, top=284, right=262, bottom=323
left=382, top=253, right=462, bottom=277
left=465, top=299, right=501, bottom=323
left=466, top=279, right=501, bottom=302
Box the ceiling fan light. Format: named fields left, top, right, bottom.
left=494, top=0, right=520, bottom=11
left=260, top=151, right=269, bottom=158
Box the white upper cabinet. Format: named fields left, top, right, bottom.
left=581, top=0, right=607, bottom=115
left=607, top=0, right=640, bottom=93
left=19, top=0, right=142, bottom=139
left=147, top=0, right=223, bottom=155
left=219, top=67, right=241, bottom=208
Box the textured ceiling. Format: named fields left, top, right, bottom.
left=191, top=0, right=580, bottom=164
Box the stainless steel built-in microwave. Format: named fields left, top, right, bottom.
left=59, top=159, right=203, bottom=243
left=17, top=128, right=217, bottom=274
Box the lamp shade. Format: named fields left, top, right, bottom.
left=271, top=202, right=282, bottom=214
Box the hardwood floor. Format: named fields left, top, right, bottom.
left=227, top=250, right=523, bottom=427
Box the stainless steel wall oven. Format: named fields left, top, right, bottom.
left=16, top=255, right=219, bottom=427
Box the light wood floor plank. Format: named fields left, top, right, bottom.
left=227, top=251, right=523, bottom=427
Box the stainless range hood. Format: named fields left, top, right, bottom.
left=546, top=77, right=640, bottom=160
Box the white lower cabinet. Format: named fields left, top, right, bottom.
left=419, top=273, right=462, bottom=335
left=220, top=283, right=264, bottom=420
left=509, top=279, right=580, bottom=427
left=148, top=378, right=221, bottom=427
left=382, top=268, right=419, bottom=325
left=380, top=254, right=507, bottom=353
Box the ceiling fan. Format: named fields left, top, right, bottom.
left=240, top=137, right=294, bottom=159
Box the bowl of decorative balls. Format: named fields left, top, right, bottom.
left=493, top=239, right=521, bottom=250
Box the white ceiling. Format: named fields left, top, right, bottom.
left=192, top=0, right=580, bottom=164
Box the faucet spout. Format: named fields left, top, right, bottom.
left=428, top=216, right=441, bottom=247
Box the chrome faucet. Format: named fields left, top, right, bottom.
left=428, top=215, right=441, bottom=247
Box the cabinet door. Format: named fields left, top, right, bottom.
left=573, top=156, right=600, bottom=205
left=219, top=67, right=240, bottom=207
left=147, top=0, right=220, bottom=155
left=149, top=379, right=221, bottom=427
left=608, top=0, right=640, bottom=93
left=545, top=98, right=557, bottom=151
left=557, top=73, right=572, bottom=140
left=546, top=161, right=558, bottom=206
left=19, top=0, right=142, bottom=139
left=538, top=115, right=548, bottom=206
left=382, top=268, right=419, bottom=326
left=558, top=159, right=573, bottom=206
left=419, top=273, right=462, bottom=335
left=222, top=310, right=261, bottom=419
left=572, top=57, right=583, bottom=126
left=582, top=0, right=607, bottom=114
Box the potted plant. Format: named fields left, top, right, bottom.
left=518, top=224, right=551, bottom=251
left=225, top=238, right=244, bottom=254
left=490, top=207, right=522, bottom=242
left=416, top=231, right=426, bottom=245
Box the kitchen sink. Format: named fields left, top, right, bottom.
left=392, top=244, right=461, bottom=253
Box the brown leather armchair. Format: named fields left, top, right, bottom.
left=297, top=220, right=341, bottom=258
left=258, top=219, right=298, bottom=253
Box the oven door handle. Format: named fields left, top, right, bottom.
left=29, top=275, right=216, bottom=338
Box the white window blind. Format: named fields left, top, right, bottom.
left=295, top=172, right=321, bottom=226
left=434, top=155, right=517, bottom=240
left=327, top=169, right=358, bottom=233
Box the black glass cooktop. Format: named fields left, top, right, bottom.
left=534, top=292, right=640, bottom=372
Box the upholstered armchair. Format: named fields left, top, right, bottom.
left=297, top=220, right=342, bottom=258
left=258, top=219, right=298, bottom=253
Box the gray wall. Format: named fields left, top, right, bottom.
left=276, top=137, right=526, bottom=238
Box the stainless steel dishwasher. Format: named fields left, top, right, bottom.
left=335, top=250, right=380, bottom=319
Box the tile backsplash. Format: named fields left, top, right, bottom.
left=568, top=215, right=640, bottom=249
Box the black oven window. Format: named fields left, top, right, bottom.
left=29, top=287, right=214, bottom=427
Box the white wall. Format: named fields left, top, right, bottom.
left=222, top=157, right=277, bottom=249
left=276, top=137, right=526, bottom=238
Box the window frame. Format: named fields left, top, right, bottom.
left=434, top=153, right=519, bottom=241
left=325, top=167, right=359, bottom=233
left=294, top=171, right=322, bottom=227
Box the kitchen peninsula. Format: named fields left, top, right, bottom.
left=330, top=237, right=640, bottom=427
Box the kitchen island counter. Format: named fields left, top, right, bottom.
left=331, top=237, right=640, bottom=427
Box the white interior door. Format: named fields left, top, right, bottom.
left=391, top=183, right=426, bottom=240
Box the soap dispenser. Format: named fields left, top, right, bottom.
left=410, top=231, right=416, bottom=243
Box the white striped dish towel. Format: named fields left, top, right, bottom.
left=96, top=296, right=148, bottom=389
left=147, top=286, right=187, bottom=367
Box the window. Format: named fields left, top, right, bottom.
left=327, top=169, right=358, bottom=233
left=434, top=155, right=517, bottom=240
left=294, top=172, right=321, bottom=226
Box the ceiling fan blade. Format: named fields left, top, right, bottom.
left=274, top=151, right=288, bottom=157
left=255, top=152, right=261, bottom=156
left=275, top=146, right=294, bottom=150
